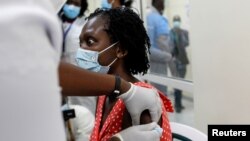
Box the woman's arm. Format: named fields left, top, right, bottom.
left=109, top=136, right=121, bottom=141
left=140, top=110, right=162, bottom=125
left=122, top=109, right=162, bottom=129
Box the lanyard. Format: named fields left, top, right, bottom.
left=63, top=23, right=73, bottom=41
left=62, top=24, right=73, bottom=52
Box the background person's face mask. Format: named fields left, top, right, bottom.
left=63, top=4, right=80, bottom=19
left=75, top=42, right=118, bottom=73
left=101, top=0, right=114, bottom=9
left=173, top=21, right=181, bottom=28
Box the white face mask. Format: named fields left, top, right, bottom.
left=173, top=21, right=181, bottom=28
left=75, top=42, right=118, bottom=73
left=101, top=0, right=112, bottom=9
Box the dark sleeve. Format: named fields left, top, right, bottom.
left=182, top=29, right=189, bottom=47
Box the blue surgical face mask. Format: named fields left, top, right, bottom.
left=101, top=0, right=112, bottom=9
left=63, top=4, right=81, bottom=19
left=173, top=21, right=181, bottom=28
left=75, top=42, right=118, bottom=73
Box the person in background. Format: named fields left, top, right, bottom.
left=101, top=0, right=133, bottom=9
left=170, top=15, right=189, bottom=113
left=74, top=7, right=173, bottom=141
left=59, top=0, right=97, bottom=117
left=59, top=0, right=88, bottom=65
left=146, top=0, right=172, bottom=95
left=58, top=1, right=97, bottom=140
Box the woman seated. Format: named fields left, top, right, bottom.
left=75, top=7, right=173, bottom=141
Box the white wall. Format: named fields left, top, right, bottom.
left=85, top=0, right=100, bottom=15
left=191, top=0, right=250, bottom=133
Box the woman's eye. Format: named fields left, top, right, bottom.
left=87, top=38, right=95, bottom=45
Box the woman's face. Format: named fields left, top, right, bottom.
left=79, top=16, right=117, bottom=66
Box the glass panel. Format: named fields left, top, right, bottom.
left=145, top=0, right=193, bottom=82
left=168, top=90, right=194, bottom=127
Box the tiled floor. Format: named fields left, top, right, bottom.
left=167, top=92, right=195, bottom=128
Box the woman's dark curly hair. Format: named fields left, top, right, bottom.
left=78, top=0, right=88, bottom=17
left=120, top=0, right=133, bottom=7
left=87, top=7, right=151, bottom=75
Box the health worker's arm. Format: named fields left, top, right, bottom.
left=59, top=62, right=130, bottom=96
left=59, top=62, right=162, bottom=125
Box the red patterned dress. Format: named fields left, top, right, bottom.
left=90, top=82, right=174, bottom=141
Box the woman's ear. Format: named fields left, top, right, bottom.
left=116, top=47, right=128, bottom=59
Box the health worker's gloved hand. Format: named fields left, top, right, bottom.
left=111, top=122, right=162, bottom=141
left=118, top=83, right=161, bottom=125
